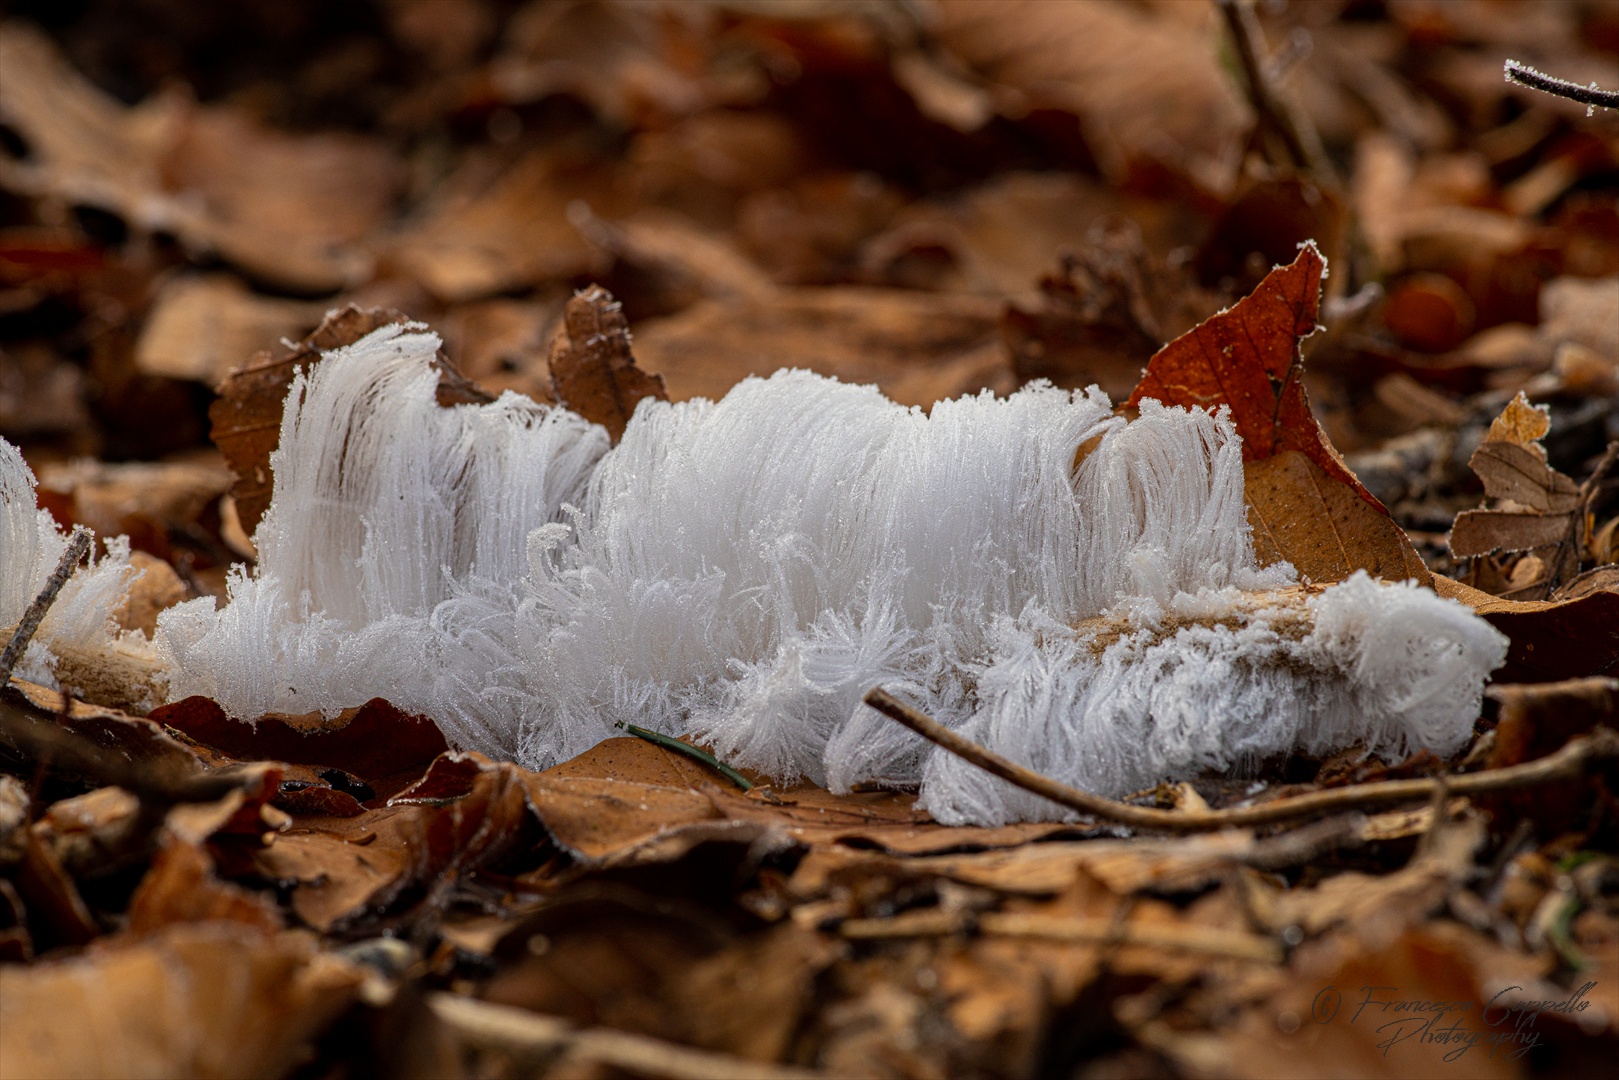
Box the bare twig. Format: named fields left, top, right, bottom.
left=839, top=908, right=1283, bottom=964
left=862, top=687, right=1619, bottom=833
left=427, top=993, right=822, bottom=1080
left=1216, top=0, right=1332, bottom=179
left=1505, top=60, right=1619, bottom=111
left=0, top=527, right=91, bottom=687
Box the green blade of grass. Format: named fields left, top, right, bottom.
left=622, top=723, right=754, bottom=791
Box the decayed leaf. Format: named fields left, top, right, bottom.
left=210, top=306, right=494, bottom=536
left=0, top=922, right=362, bottom=1080
left=1127, top=244, right=1428, bottom=584
left=547, top=286, right=668, bottom=443
left=149, top=697, right=450, bottom=803
left=1450, top=394, right=1597, bottom=598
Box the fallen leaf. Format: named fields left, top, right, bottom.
left=209, top=306, right=494, bottom=536
left=134, top=276, right=324, bottom=387
left=632, top=286, right=1013, bottom=408
left=930, top=0, right=1247, bottom=194
left=1432, top=576, right=1619, bottom=682
left=547, top=285, right=668, bottom=443
left=1482, top=676, right=1619, bottom=832
left=0, top=922, right=362, bottom=1079
left=1001, top=219, right=1215, bottom=401
left=1450, top=394, right=1589, bottom=597
left=149, top=697, right=450, bottom=803
left=127, top=838, right=283, bottom=935
left=387, top=147, right=615, bottom=302
left=0, top=25, right=398, bottom=292
left=1127, top=244, right=1429, bottom=584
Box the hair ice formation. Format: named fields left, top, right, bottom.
left=1, top=440, right=161, bottom=708
left=152, top=325, right=1509, bottom=824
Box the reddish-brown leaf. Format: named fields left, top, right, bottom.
left=1128, top=243, right=1377, bottom=508
left=1127, top=245, right=1427, bottom=584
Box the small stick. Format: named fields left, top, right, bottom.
left=1505, top=60, right=1619, bottom=111
left=839, top=908, right=1284, bottom=965
left=428, top=993, right=820, bottom=1080
left=0, top=527, right=91, bottom=686
left=862, top=687, right=1619, bottom=833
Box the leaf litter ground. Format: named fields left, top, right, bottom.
left=1, top=2, right=1618, bottom=1077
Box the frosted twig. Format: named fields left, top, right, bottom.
left=0, top=526, right=91, bottom=687
left=1505, top=60, right=1619, bottom=111
left=863, top=687, right=1619, bottom=833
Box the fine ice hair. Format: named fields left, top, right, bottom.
left=155, top=325, right=1509, bottom=824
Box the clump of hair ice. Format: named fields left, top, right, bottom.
left=150, top=324, right=1508, bottom=825
left=1, top=440, right=166, bottom=711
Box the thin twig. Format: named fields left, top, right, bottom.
left=0, top=527, right=91, bottom=687
left=839, top=908, right=1283, bottom=965
left=1216, top=0, right=1331, bottom=179
left=862, top=687, right=1619, bottom=833
left=1505, top=60, right=1619, bottom=111
left=427, top=993, right=820, bottom=1080
left=621, top=722, right=753, bottom=791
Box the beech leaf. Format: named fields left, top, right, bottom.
left=547, top=285, right=668, bottom=443
left=1127, top=244, right=1428, bottom=584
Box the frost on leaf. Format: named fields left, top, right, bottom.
left=1450, top=393, right=1584, bottom=598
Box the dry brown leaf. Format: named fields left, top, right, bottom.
left=387, top=147, right=615, bottom=302
left=1127, top=244, right=1428, bottom=584
left=632, top=286, right=1013, bottom=408
left=1214, top=922, right=1541, bottom=1080
left=1433, top=576, right=1619, bottom=682
left=35, top=455, right=234, bottom=566
left=127, top=838, right=284, bottom=935
left=1450, top=394, right=1586, bottom=596
left=134, top=276, right=324, bottom=387
left=930, top=0, right=1247, bottom=194
left=547, top=285, right=668, bottom=443
left=0, top=24, right=398, bottom=292
left=209, top=306, right=493, bottom=536
left=0, top=922, right=362, bottom=1079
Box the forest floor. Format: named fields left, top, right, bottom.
left=1, top=2, right=1617, bottom=1077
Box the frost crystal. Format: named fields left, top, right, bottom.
left=155, top=326, right=1509, bottom=824
left=2, top=439, right=161, bottom=708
